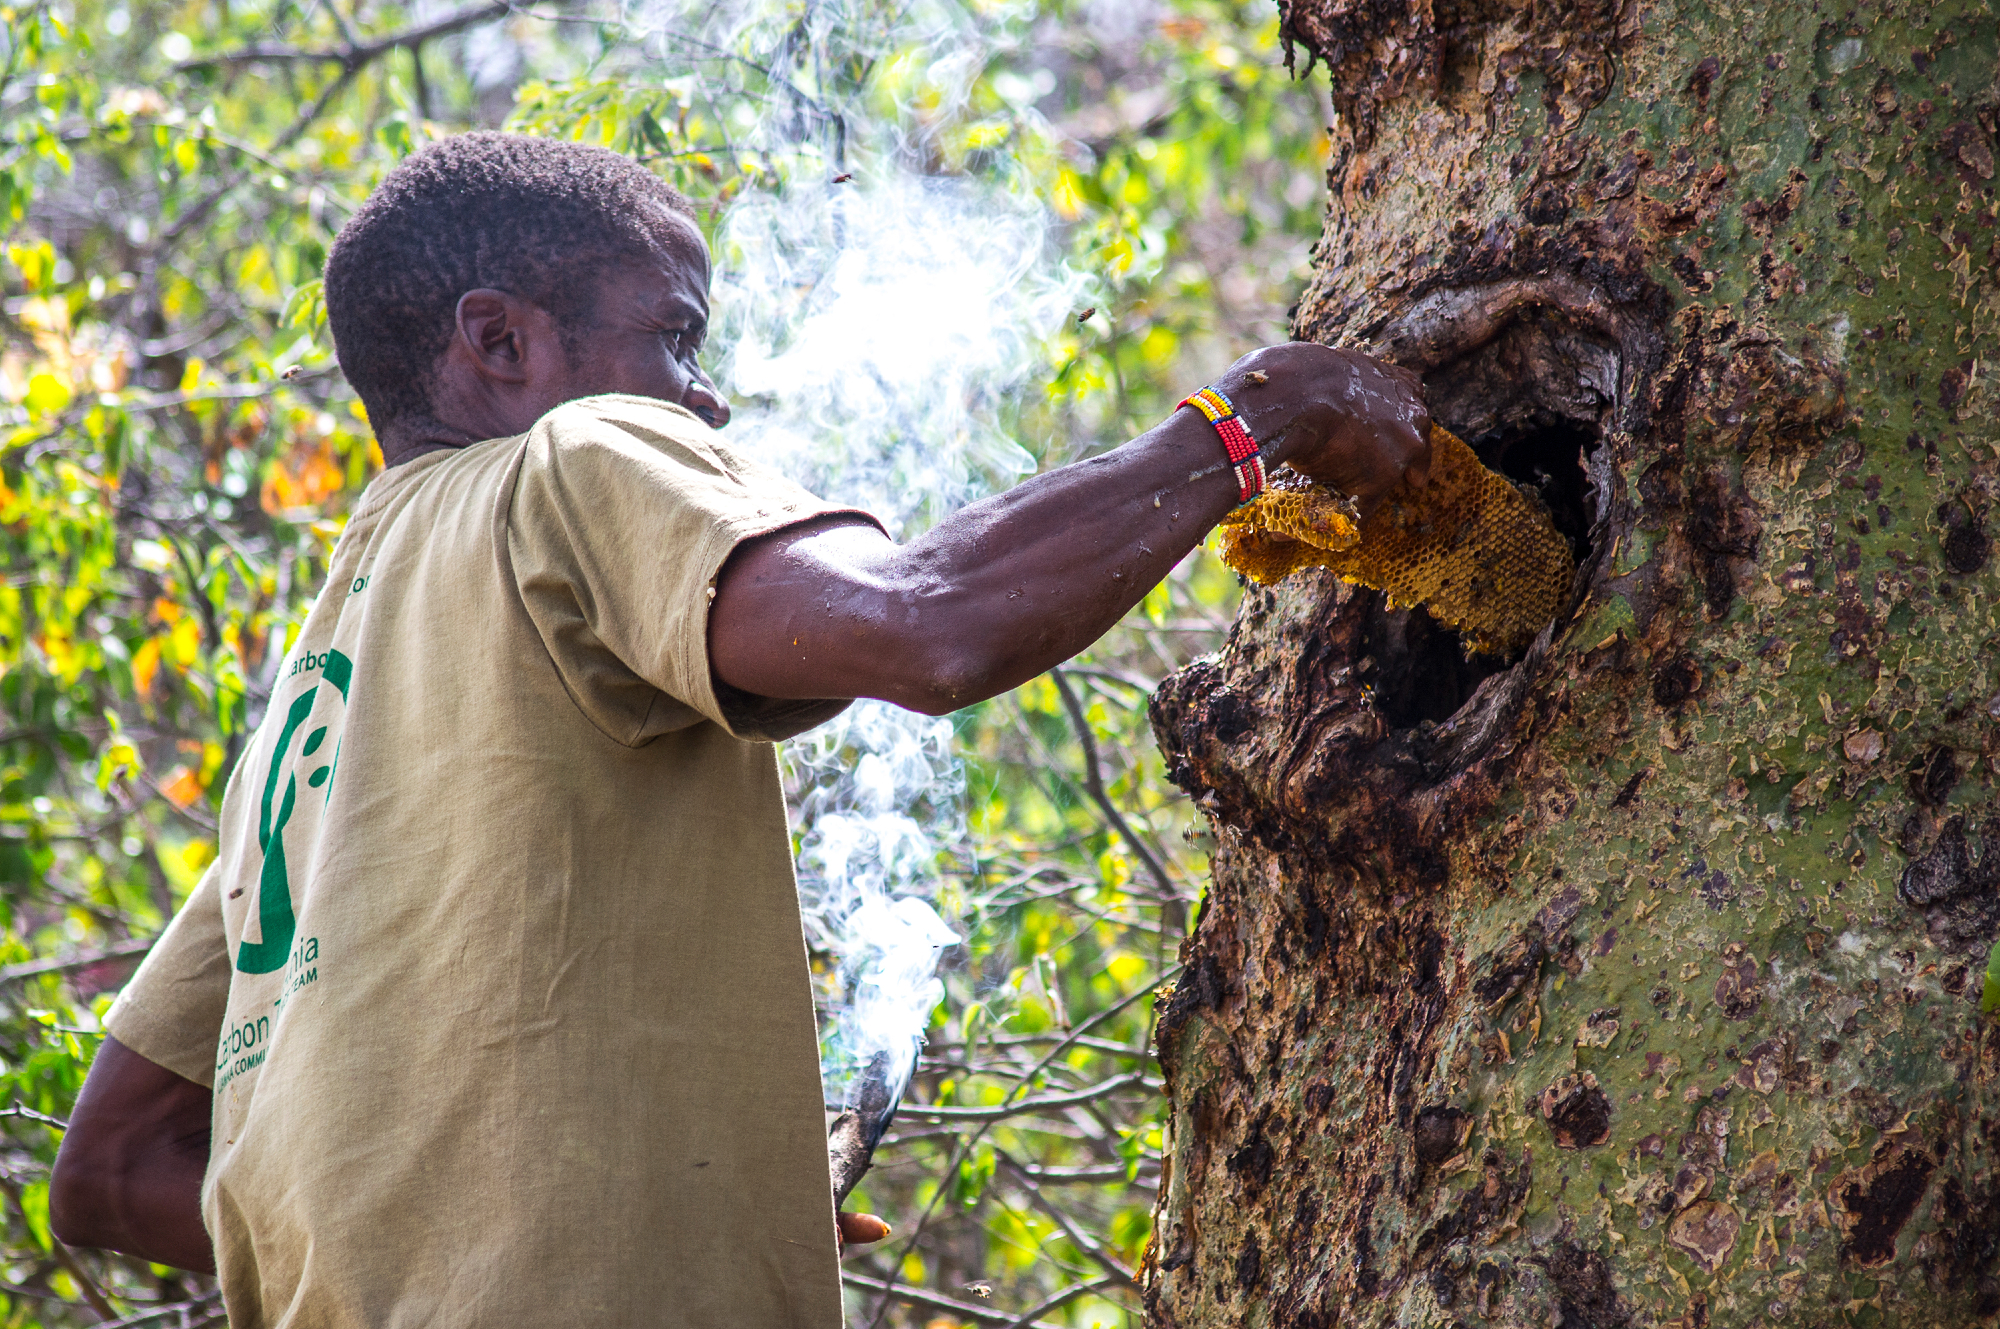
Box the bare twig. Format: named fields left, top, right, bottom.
left=108, top=377, right=326, bottom=412
left=839, top=1272, right=1067, bottom=1328
left=1048, top=668, right=1179, bottom=903
left=0, top=1104, right=69, bottom=1130
left=1012, top=1160, right=1157, bottom=1185
left=996, top=1152, right=1138, bottom=1287
left=97, top=1291, right=225, bottom=1329
left=0, top=939, right=156, bottom=986
left=156, top=0, right=511, bottom=250
left=321, top=0, right=365, bottom=51
left=49, top=1240, right=116, bottom=1323
left=140, top=776, right=220, bottom=834
left=894, top=1072, right=1154, bottom=1124
left=156, top=65, right=362, bottom=247
left=171, top=1, right=508, bottom=72
left=861, top=972, right=1176, bottom=1324
left=0, top=1176, right=115, bottom=1321
left=1001, top=1276, right=1124, bottom=1329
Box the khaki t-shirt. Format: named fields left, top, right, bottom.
left=107, top=394, right=870, bottom=1329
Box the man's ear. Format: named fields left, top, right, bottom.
left=452, top=288, right=538, bottom=385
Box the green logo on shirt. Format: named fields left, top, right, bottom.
left=238, top=649, right=351, bottom=974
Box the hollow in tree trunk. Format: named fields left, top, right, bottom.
left=1144, top=0, right=1999, bottom=1323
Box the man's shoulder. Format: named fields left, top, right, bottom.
left=537, top=393, right=711, bottom=453
left=523, top=394, right=792, bottom=504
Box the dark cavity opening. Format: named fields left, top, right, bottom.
left=1360, top=417, right=1601, bottom=731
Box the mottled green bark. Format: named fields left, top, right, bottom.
left=1145, top=0, right=1999, bottom=1324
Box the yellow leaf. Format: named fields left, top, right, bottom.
left=1051, top=171, right=1083, bottom=220
left=170, top=614, right=200, bottom=666
left=159, top=765, right=204, bottom=808
left=131, top=635, right=164, bottom=695
left=199, top=740, right=226, bottom=785
left=1107, top=952, right=1146, bottom=985
left=24, top=371, right=71, bottom=415
left=261, top=434, right=345, bottom=517
left=181, top=839, right=216, bottom=873
left=5, top=241, right=54, bottom=291
left=35, top=626, right=81, bottom=680
left=98, top=740, right=141, bottom=790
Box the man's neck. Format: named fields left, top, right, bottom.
left=375, top=415, right=488, bottom=469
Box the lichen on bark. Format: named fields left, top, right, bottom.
left=1145, top=0, right=2000, bottom=1324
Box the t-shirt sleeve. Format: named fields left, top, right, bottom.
left=507, top=394, right=883, bottom=744
left=104, top=866, right=231, bottom=1088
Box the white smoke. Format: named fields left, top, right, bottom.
left=784, top=703, right=964, bottom=1104
left=628, top=0, right=1090, bottom=1111
left=713, top=175, right=1061, bottom=536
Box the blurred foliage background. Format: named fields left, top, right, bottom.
left=0, top=0, right=1329, bottom=1323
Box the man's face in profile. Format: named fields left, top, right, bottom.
left=556, top=206, right=731, bottom=429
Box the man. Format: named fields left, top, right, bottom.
left=50, top=132, right=1428, bottom=1325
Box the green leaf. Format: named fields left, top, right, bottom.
left=951, top=1141, right=996, bottom=1208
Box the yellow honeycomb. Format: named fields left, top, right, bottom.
left=1215, top=423, right=1575, bottom=656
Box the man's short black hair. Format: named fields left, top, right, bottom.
left=323, top=131, right=696, bottom=435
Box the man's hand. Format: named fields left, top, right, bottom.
left=710, top=344, right=1427, bottom=716
left=50, top=1036, right=216, bottom=1274
left=1208, top=343, right=1431, bottom=518
left=838, top=1211, right=890, bottom=1252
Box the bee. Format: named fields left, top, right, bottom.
left=831, top=172, right=853, bottom=183
left=1076, top=307, right=1095, bottom=324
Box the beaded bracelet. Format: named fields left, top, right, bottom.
left=1179, top=385, right=1266, bottom=504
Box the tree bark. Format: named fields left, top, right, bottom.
left=1144, top=0, right=1999, bottom=1324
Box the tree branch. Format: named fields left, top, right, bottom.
left=1002, top=1275, right=1124, bottom=1329
left=861, top=973, right=1174, bottom=1325
left=1047, top=667, right=1180, bottom=904
left=1010, top=1159, right=1158, bottom=1185
left=172, top=1, right=509, bottom=73
left=894, top=1072, right=1154, bottom=1123
left=157, top=0, right=511, bottom=249
left=840, top=1271, right=1067, bottom=1328
left=97, top=1291, right=225, bottom=1329
left=0, top=938, right=155, bottom=986
left=0, top=1104, right=70, bottom=1130
left=996, top=1152, right=1138, bottom=1288
left=0, top=1176, right=114, bottom=1322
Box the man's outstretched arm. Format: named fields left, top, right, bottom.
left=51, top=1035, right=216, bottom=1274
left=710, top=343, right=1430, bottom=715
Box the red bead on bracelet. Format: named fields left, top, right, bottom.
left=1180, top=386, right=1266, bottom=503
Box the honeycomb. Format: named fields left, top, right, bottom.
left=1215, top=423, right=1576, bottom=656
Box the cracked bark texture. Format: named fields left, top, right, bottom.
left=1144, top=0, right=2000, bottom=1324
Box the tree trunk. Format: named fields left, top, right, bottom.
left=1143, top=0, right=1999, bottom=1323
